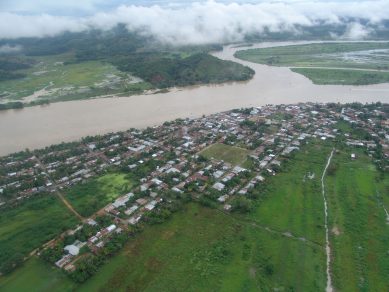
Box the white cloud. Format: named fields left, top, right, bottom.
left=0, top=44, right=22, bottom=54
left=0, top=1, right=388, bottom=43
left=342, top=22, right=373, bottom=39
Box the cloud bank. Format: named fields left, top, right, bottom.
left=0, top=1, right=388, bottom=44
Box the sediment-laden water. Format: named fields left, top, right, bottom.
left=1, top=41, right=389, bottom=155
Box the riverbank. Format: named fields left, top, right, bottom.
left=1, top=41, right=389, bottom=155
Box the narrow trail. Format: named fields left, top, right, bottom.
left=216, top=209, right=323, bottom=249
left=321, top=149, right=335, bottom=292
left=33, top=155, right=85, bottom=221
left=56, top=192, right=85, bottom=221
left=375, top=190, right=389, bottom=224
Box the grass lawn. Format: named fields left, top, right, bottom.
left=200, top=143, right=250, bottom=166
left=0, top=257, right=75, bottom=292
left=291, top=68, right=389, bottom=85
left=0, top=195, right=79, bottom=272
left=65, top=172, right=135, bottom=217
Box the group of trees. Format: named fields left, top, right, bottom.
left=0, top=24, right=254, bottom=110
left=113, top=52, right=254, bottom=88
left=0, top=57, right=32, bottom=81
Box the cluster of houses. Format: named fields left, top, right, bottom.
left=2, top=102, right=387, bottom=274
left=1, top=103, right=388, bottom=210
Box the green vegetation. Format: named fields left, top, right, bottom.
left=248, top=142, right=331, bottom=244
left=1, top=141, right=388, bottom=291
left=75, top=203, right=324, bottom=291
left=235, top=42, right=389, bottom=85
left=235, top=42, right=389, bottom=69
left=114, top=53, right=254, bottom=88
left=200, top=143, right=250, bottom=166
left=0, top=257, right=75, bottom=292
left=0, top=202, right=324, bottom=291
left=0, top=26, right=253, bottom=109
left=0, top=54, right=150, bottom=102
left=291, top=68, right=389, bottom=85
left=65, top=173, right=135, bottom=217
left=326, top=148, right=389, bottom=291
left=0, top=194, right=78, bottom=274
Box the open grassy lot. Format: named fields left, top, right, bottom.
left=0, top=203, right=325, bottom=291
left=65, top=173, right=135, bottom=217
left=0, top=257, right=75, bottom=292
left=248, top=142, right=332, bottom=244
left=2, top=142, right=387, bottom=291
left=77, top=203, right=325, bottom=291
left=291, top=68, right=389, bottom=85
left=235, top=42, right=389, bottom=85
left=326, top=148, right=389, bottom=291
left=200, top=143, right=250, bottom=166
left=0, top=195, right=78, bottom=272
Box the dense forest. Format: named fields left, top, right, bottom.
left=113, top=52, right=254, bottom=88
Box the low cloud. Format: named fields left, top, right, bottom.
left=0, top=44, right=22, bottom=54
left=0, top=1, right=388, bottom=44
left=342, top=22, right=373, bottom=40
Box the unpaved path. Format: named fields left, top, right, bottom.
left=217, top=209, right=323, bottom=249
left=321, top=149, right=335, bottom=292
left=55, top=192, right=85, bottom=221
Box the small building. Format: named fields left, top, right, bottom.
left=136, top=198, right=148, bottom=205
left=351, top=153, right=356, bottom=160
left=55, top=254, right=73, bottom=268
left=213, top=182, right=225, bottom=191
left=106, top=224, right=117, bottom=233
left=64, top=245, right=80, bottom=256
left=218, top=195, right=229, bottom=203
left=223, top=204, right=232, bottom=211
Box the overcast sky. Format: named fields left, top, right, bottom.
left=0, top=1, right=388, bottom=43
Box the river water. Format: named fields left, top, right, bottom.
left=1, top=41, right=389, bottom=156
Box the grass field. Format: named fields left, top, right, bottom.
left=1, top=141, right=388, bottom=291
left=326, top=148, right=389, bottom=291
left=65, top=173, right=135, bottom=217
left=200, top=143, right=250, bottom=166
left=0, top=257, right=75, bottom=292
left=0, top=54, right=149, bottom=103
left=291, top=68, right=389, bottom=85
left=248, top=142, right=332, bottom=244
left=0, top=202, right=326, bottom=291
left=235, top=42, right=389, bottom=85
left=0, top=195, right=78, bottom=272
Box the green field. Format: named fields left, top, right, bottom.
left=1, top=142, right=388, bottom=291
left=1, top=202, right=325, bottom=291
left=326, top=148, right=389, bottom=291
left=291, top=68, right=389, bottom=85
left=0, top=195, right=78, bottom=274
left=0, top=54, right=150, bottom=103
left=200, top=143, right=250, bottom=166
left=235, top=42, right=389, bottom=85
left=0, top=257, right=75, bottom=292
left=65, top=173, right=135, bottom=217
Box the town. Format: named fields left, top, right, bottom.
left=0, top=101, right=388, bottom=281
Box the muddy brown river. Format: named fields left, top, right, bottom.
left=1, top=41, right=389, bottom=156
